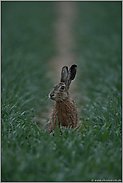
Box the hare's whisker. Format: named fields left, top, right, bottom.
left=40, top=95, right=50, bottom=105
left=44, top=97, right=50, bottom=105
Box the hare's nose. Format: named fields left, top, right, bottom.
left=49, top=93, right=55, bottom=100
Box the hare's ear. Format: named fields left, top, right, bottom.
left=67, top=64, right=77, bottom=86
left=60, top=66, right=68, bottom=83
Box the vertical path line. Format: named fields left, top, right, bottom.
left=48, top=2, right=77, bottom=89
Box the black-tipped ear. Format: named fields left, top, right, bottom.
left=68, top=64, right=77, bottom=81
left=67, top=64, right=77, bottom=85
left=60, top=66, right=68, bottom=83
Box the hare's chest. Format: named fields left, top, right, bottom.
left=55, top=103, right=74, bottom=127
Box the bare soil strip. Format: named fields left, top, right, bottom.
left=48, top=2, right=77, bottom=91
left=37, top=2, right=78, bottom=128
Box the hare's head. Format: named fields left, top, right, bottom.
left=49, top=64, right=77, bottom=101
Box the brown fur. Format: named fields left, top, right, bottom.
left=48, top=97, right=79, bottom=133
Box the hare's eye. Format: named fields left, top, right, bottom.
left=60, top=85, right=65, bottom=90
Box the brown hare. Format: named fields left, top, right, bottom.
left=46, top=64, right=79, bottom=133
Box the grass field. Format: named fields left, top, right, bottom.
left=1, top=1, right=122, bottom=182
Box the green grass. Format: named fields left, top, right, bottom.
left=74, top=1, right=122, bottom=181
left=2, top=2, right=56, bottom=181
left=1, top=1, right=122, bottom=182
